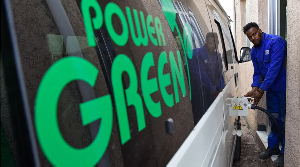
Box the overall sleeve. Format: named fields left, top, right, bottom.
left=188, top=51, right=217, bottom=94
left=260, top=39, right=286, bottom=91
left=251, top=49, right=262, bottom=88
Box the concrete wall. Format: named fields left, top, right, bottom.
left=235, top=0, right=246, bottom=51
left=285, top=0, right=300, bottom=166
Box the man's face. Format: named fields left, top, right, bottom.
left=206, top=37, right=217, bottom=54
left=246, top=27, right=263, bottom=47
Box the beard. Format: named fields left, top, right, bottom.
left=253, top=41, right=262, bottom=47
left=253, top=33, right=263, bottom=47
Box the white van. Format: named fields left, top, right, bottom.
left=1, top=0, right=249, bottom=166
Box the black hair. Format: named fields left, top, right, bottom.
left=243, top=22, right=259, bottom=34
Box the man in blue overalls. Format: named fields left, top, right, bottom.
left=188, top=32, right=225, bottom=124
left=243, top=22, right=286, bottom=167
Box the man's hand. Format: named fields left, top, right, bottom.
left=244, top=87, right=258, bottom=98
left=253, top=89, right=264, bottom=105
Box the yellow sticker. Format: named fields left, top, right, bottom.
left=233, top=104, right=243, bottom=110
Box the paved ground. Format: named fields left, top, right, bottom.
left=233, top=117, right=268, bottom=167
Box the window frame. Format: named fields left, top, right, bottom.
left=214, top=19, right=229, bottom=71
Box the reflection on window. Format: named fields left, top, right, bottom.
left=158, top=0, right=227, bottom=124
left=188, top=32, right=225, bottom=124
left=94, top=28, right=117, bottom=94
left=158, top=0, right=206, bottom=49
left=173, top=1, right=205, bottom=48
left=211, top=10, right=233, bottom=50
left=212, top=10, right=235, bottom=65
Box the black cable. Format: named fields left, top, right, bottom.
left=251, top=104, right=283, bottom=143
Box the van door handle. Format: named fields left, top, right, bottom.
left=165, top=118, right=174, bottom=134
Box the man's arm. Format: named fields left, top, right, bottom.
left=259, top=39, right=286, bottom=91
left=245, top=49, right=260, bottom=98
left=251, top=49, right=262, bottom=88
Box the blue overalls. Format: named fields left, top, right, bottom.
left=250, top=33, right=287, bottom=154
left=188, top=45, right=225, bottom=124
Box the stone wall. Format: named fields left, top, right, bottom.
left=285, top=0, right=300, bottom=166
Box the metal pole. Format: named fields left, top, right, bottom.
left=277, top=0, right=281, bottom=36
left=268, top=0, right=270, bottom=34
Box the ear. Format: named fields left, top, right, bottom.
left=259, top=29, right=263, bottom=34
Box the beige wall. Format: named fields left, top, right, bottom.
left=235, top=0, right=246, bottom=51
left=285, top=0, right=300, bottom=166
